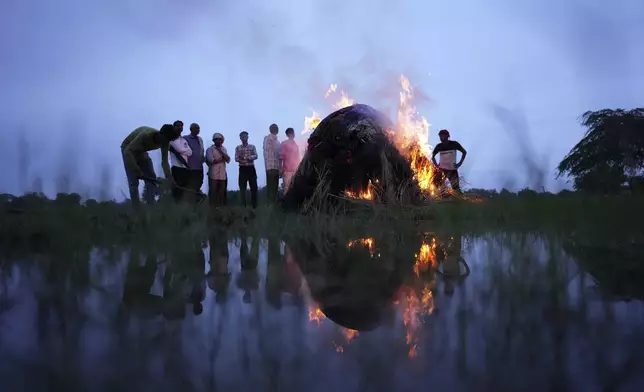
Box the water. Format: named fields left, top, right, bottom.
left=0, top=232, right=643, bottom=391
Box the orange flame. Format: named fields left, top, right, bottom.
left=344, top=179, right=377, bottom=200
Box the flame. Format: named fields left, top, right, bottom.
left=303, top=75, right=439, bottom=198
left=344, top=179, right=377, bottom=200
left=347, top=237, right=377, bottom=257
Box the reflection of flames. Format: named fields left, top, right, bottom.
left=304, top=237, right=439, bottom=358
left=303, top=76, right=438, bottom=198
left=334, top=328, right=360, bottom=353
left=394, top=239, right=438, bottom=358
left=308, top=303, right=360, bottom=354
left=308, top=304, right=326, bottom=326
left=397, top=283, right=435, bottom=359
left=414, top=238, right=437, bottom=276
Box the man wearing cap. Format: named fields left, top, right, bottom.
left=431, top=129, right=467, bottom=194
left=120, top=124, right=179, bottom=206
left=205, top=133, right=230, bottom=207
left=184, top=123, right=206, bottom=197
left=235, top=131, right=258, bottom=208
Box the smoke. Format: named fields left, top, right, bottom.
left=17, top=129, right=29, bottom=194
left=490, top=103, right=548, bottom=191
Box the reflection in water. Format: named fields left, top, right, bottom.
left=0, top=232, right=643, bottom=391
left=207, top=232, right=231, bottom=304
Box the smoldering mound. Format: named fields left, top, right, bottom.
left=282, top=104, right=423, bottom=212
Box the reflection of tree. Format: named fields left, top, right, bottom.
left=35, top=240, right=91, bottom=389
left=563, top=236, right=644, bottom=301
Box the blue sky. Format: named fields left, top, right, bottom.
left=1, top=0, right=643, bottom=198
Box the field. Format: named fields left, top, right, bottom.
left=1, top=191, right=644, bottom=390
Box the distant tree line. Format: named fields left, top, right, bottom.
left=557, top=108, right=644, bottom=194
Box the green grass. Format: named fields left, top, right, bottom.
left=1, top=190, right=643, bottom=256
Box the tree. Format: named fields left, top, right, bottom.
left=557, top=108, right=644, bottom=193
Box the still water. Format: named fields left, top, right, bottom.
left=0, top=233, right=643, bottom=392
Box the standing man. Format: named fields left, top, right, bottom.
left=235, top=131, right=258, bottom=208
left=184, top=123, right=206, bottom=199
left=431, top=129, right=467, bottom=194
left=173, top=120, right=184, bottom=136
left=263, top=123, right=280, bottom=203
left=205, top=133, right=230, bottom=207
left=169, top=131, right=193, bottom=202
left=121, top=124, right=178, bottom=206
left=280, top=127, right=300, bottom=194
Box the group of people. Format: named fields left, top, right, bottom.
left=120, top=120, right=300, bottom=207
left=120, top=120, right=467, bottom=206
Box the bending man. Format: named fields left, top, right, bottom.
left=121, top=124, right=178, bottom=205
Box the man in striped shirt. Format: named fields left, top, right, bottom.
left=120, top=124, right=178, bottom=206
left=235, top=131, right=258, bottom=208
left=263, top=123, right=281, bottom=203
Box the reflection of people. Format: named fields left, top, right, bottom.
left=265, top=237, right=284, bottom=309
left=436, top=236, right=470, bottom=295
left=163, top=243, right=206, bottom=319
left=237, top=237, right=260, bottom=303
left=122, top=247, right=163, bottom=317
left=207, top=233, right=231, bottom=304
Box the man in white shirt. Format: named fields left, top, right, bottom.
left=169, top=132, right=193, bottom=202
left=431, top=129, right=467, bottom=194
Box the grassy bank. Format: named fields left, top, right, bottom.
left=1, top=191, right=643, bottom=252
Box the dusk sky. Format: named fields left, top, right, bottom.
left=1, top=0, right=642, bottom=198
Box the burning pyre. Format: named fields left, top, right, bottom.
left=303, top=75, right=439, bottom=199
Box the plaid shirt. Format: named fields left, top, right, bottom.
left=263, top=134, right=281, bottom=171
left=235, top=143, right=258, bottom=167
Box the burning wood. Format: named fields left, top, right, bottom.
left=283, top=103, right=424, bottom=211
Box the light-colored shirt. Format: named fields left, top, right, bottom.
left=279, top=139, right=300, bottom=173
left=432, top=140, right=465, bottom=171
left=169, top=137, right=193, bottom=169
left=263, top=134, right=281, bottom=171
left=120, top=126, right=172, bottom=180
left=235, top=144, right=258, bottom=167
left=206, top=145, right=228, bottom=180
